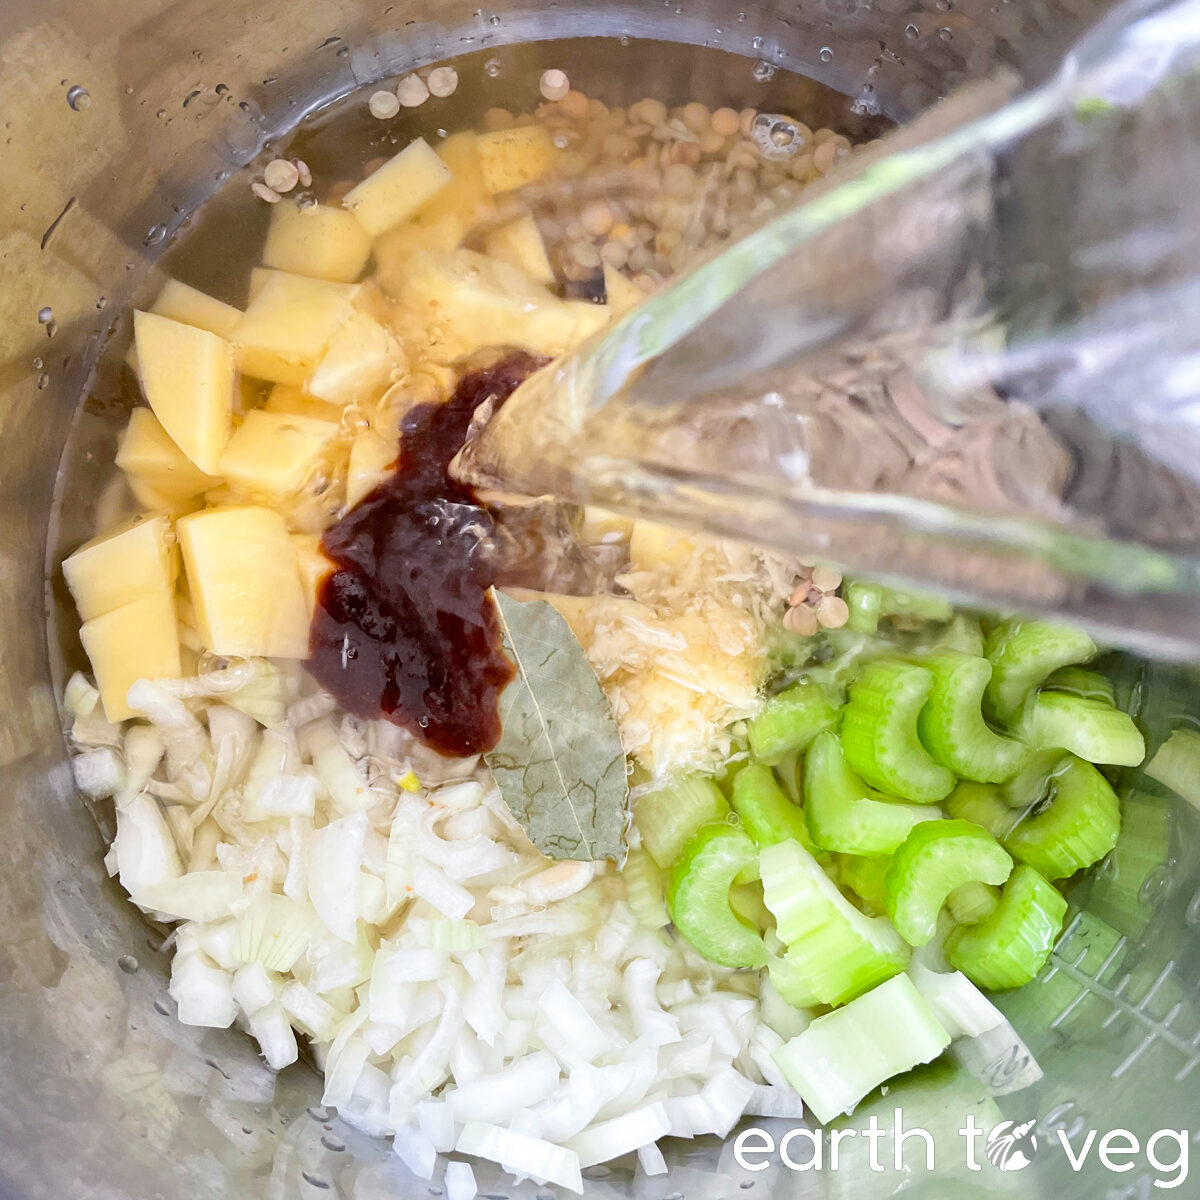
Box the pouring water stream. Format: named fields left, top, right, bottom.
left=457, top=0, right=1200, bottom=659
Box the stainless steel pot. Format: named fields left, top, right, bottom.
left=11, top=1, right=1200, bottom=1197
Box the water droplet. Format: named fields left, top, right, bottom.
left=336, top=45, right=350, bottom=57
left=156, top=109, right=166, bottom=119
left=552, top=132, right=569, bottom=149
left=96, top=296, right=107, bottom=310
left=752, top=59, right=776, bottom=82
left=37, top=306, right=53, bottom=325
left=32, top=357, right=43, bottom=370
left=36, top=374, right=49, bottom=390
left=938, top=26, right=952, bottom=39
left=215, top=83, right=230, bottom=96
left=307, top=1105, right=336, bottom=1122
left=488, top=13, right=500, bottom=23
left=66, top=85, right=91, bottom=111
left=751, top=35, right=763, bottom=48
left=936, top=0, right=951, bottom=9
left=619, top=35, right=630, bottom=45
left=484, top=56, right=501, bottom=77
left=153, top=997, right=170, bottom=1015
left=819, top=45, right=834, bottom=61
left=144, top=224, right=167, bottom=247
left=418, top=716, right=430, bottom=729
left=905, top=21, right=919, bottom=37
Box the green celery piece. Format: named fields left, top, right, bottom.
left=1144, top=727, right=1200, bottom=807
left=767, top=948, right=821, bottom=1008
left=772, top=973, right=951, bottom=1124
left=731, top=762, right=809, bottom=846
left=885, top=819, right=1014, bottom=947
left=760, top=838, right=908, bottom=1007
left=984, top=618, right=1097, bottom=723
left=838, top=853, right=893, bottom=915
left=665, top=822, right=767, bottom=968
left=945, top=865, right=1067, bottom=990
left=804, top=730, right=937, bottom=855
left=1084, top=790, right=1171, bottom=937
left=1003, top=748, right=1071, bottom=810
left=928, top=614, right=986, bottom=657
left=634, top=775, right=729, bottom=869
left=1044, top=666, right=1116, bottom=706
left=917, top=651, right=1028, bottom=783
left=730, top=880, right=772, bottom=932
left=1004, top=755, right=1121, bottom=880
left=1026, top=691, right=1145, bottom=767
left=747, top=679, right=840, bottom=765
left=844, top=582, right=953, bottom=634
left=946, top=881, right=1000, bottom=925
left=945, top=781, right=1020, bottom=839
left=623, top=847, right=669, bottom=930
left=842, top=659, right=956, bottom=803
left=773, top=750, right=802, bottom=804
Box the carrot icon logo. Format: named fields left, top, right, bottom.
left=985, top=1119, right=1039, bottom=1171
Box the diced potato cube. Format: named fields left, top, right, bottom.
left=346, top=431, right=397, bottom=507
left=134, top=311, right=235, bottom=473
left=486, top=212, right=555, bottom=285
left=127, top=478, right=205, bottom=519
left=308, top=311, right=406, bottom=407
left=343, top=138, right=452, bottom=238
left=263, top=201, right=373, bottom=283
left=177, top=506, right=311, bottom=659
left=150, top=279, right=243, bottom=339
left=291, top=533, right=335, bottom=614
left=248, top=267, right=284, bottom=303
left=218, top=410, right=342, bottom=498
left=603, top=263, right=647, bottom=317
left=264, top=383, right=345, bottom=420
left=63, top=514, right=178, bottom=621
left=475, top=126, right=555, bottom=194
left=374, top=213, right=469, bottom=285
left=417, top=132, right=491, bottom=225
left=116, top=408, right=219, bottom=503
left=395, top=250, right=609, bottom=363
left=231, top=272, right=357, bottom=384
left=80, top=589, right=182, bottom=721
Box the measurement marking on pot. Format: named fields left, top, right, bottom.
left=40, top=197, right=76, bottom=250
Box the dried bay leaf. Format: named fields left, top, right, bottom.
left=485, top=589, right=627, bottom=861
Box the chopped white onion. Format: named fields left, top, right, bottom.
left=248, top=1001, right=299, bottom=1069
left=232, top=962, right=276, bottom=1015
left=393, top=1125, right=438, bottom=1180
left=450, top=1052, right=561, bottom=1125
left=141, top=870, right=243, bottom=923
left=169, top=955, right=237, bottom=1028
left=299, top=718, right=374, bottom=814
left=308, top=811, right=368, bottom=942
left=567, top=1101, right=672, bottom=1168
left=72, top=746, right=125, bottom=799
left=444, top=1160, right=478, bottom=1200
left=455, top=1122, right=582, bottom=1195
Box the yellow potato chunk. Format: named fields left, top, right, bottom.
left=231, top=271, right=357, bottom=384
left=416, top=132, right=491, bottom=225
left=264, top=383, right=345, bottom=420
left=134, top=311, right=235, bottom=474
left=263, top=200, right=373, bottom=283
left=603, top=263, right=647, bottom=317
left=346, top=430, right=397, bottom=507
left=63, top=514, right=177, bottom=622
left=343, top=138, right=452, bottom=238
left=629, top=519, right=698, bottom=573
left=292, top=533, right=335, bottom=615
left=580, top=506, right=636, bottom=542
left=374, top=212, right=469, bottom=279
left=150, top=279, right=243, bottom=339
left=476, top=126, right=555, bottom=194
left=218, top=410, right=342, bottom=498
left=127, top=478, right=205, bottom=519
left=177, top=506, right=311, bottom=659
left=80, top=589, right=182, bottom=721
left=247, top=267, right=285, bottom=303
left=486, top=212, right=555, bottom=286
left=116, top=408, right=219, bottom=503
left=394, top=250, right=609, bottom=363
left=308, top=311, right=406, bottom=407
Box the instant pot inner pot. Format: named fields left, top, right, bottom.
left=8, top=1, right=1183, bottom=1197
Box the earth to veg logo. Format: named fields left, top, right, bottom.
left=984, top=1119, right=1039, bottom=1171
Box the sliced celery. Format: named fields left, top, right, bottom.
left=747, top=680, right=840, bottom=765
left=773, top=751, right=802, bottom=805
left=1004, top=755, right=1121, bottom=880
left=623, top=847, right=669, bottom=930
left=844, top=582, right=952, bottom=634
left=838, top=853, right=892, bottom=916
left=1044, top=666, right=1116, bottom=706
left=772, top=973, right=951, bottom=1123
left=1026, top=691, right=1145, bottom=767
left=767, top=948, right=820, bottom=1009
left=634, top=775, right=729, bottom=869
left=945, top=881, right=1000, bottom=925
left=666, top=822, right=767, bottom=968
left=760, top=839, right=908, bottom=1007
left=1145, top=727, right=1200, bottom=808
left=1003, top=748, right=1071, bottom=810
left=945, top=865, right=1067, bottom=990
left=916, top=651, right=1027, bottom=783
left=731, top=763, right=809, bottom=847
left=804, top=731, right=937, bottom=855
left=842, top=660, right=955, bottom=803
left=944, top=781, right=1019, bottom=839
left=1085, top=790, right=1171, bottom=937
left=730, top=880, right=772, bottom=932
left=884, top=820, right=1013, bottom=947
left=984, top=618, right=1097, bottom=722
